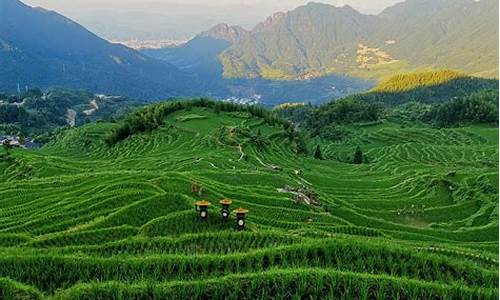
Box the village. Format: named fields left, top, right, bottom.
left=0, top=135, right=39, bottom=149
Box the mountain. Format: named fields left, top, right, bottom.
left=221, top=4, right=380, bottom=80
left=142, top=23, right=373, bottom=105
left=142, top=24, right=248, bottom=78
left=376, top=0, right=499, bottom=78
left=0, top=0, right=370, bottom=106
left=4, top=0, right=496, bottom=106
left=0, top=0, right=196, bottom=100
left=219, top=0, right=499, bottom=80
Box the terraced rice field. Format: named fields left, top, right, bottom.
left=0, top=106, right=498, bottom=299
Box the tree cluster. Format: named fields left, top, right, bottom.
left=106, top=98, right=292, bottom=146
left=305, top=97, right=385, bottom=137
left=423, top=90, right=498, bottom=127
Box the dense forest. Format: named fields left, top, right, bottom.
left=361, top=71, right=498, bottom=106
left=276, top=73, right=499, bottom=139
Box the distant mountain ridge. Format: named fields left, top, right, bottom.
left=218, top=0, right=499, bottom=80
left=0, top=0, right=196, bottom=100
left=2, top=0, right=497, bottom=105
left=0, top=0, right=372, bottom=106
left=198, top=23, right=248, bottom=43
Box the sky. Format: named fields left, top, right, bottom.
left=22, top=0, right=404, bottom=40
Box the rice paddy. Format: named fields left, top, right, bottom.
left=0, top=106, right=498, bottom=299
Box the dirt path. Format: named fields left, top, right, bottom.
left=237, top=144, right=245, bottom=161
left=83, top=99, right=99, bottom=116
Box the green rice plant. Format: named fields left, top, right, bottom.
left=49, top=269, right=498, bottom=300
left=0, top=277, right=43, bottom=300
left=0, top=104, right=497, bottom=299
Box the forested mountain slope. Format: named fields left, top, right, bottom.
left=0, top=0, right=195, bottom=99
left=219, top=0, right=498, bottom=80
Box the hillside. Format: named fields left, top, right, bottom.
left=0, top=101, right=497, bottom=298
left=0, top=0, right=196, bottom=100
left=219, top=0, right=498, bottom=80
left=354, top=70, right=498, bottom=105
left=0, top=88, right=138, bottom=137
left=372, top=70, right=465, bottom=93
left=278, top=71, right=499, bottom=136
left=2, top=0, right=497, bottom=105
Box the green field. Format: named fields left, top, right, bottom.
left=0, top=105, right=498, bottom=299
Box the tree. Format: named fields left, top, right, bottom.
left=314, top=145, right=323, bottom=160
left=293, top=135, right=308, bottom=155
left=353, top=146, right=363, bottom=164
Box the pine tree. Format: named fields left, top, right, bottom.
left=314, top=145, right=323, bottom=160
left=353, top=146, right=363, bottom=164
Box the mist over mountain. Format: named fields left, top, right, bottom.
left=22, top=0, right=405, bottom=41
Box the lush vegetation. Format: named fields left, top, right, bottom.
left=220, top=1, right=498, bottom=80
left=372, top=70, right=465, bottom=93
left=274, top=72, right=498, bottom=138
left=304, top=97, right=385, bottom=137
left=424, top=90, right=499, bottom=127
left=0, top=88, right=138, bottom=138
left=106, top=98, right=291, bottom=146
left=0, top=98, right=497, bottom=298
left=364, top=73, right=498, bottom=106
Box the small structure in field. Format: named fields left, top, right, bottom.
left=195, top=200, right=211, bottom=220
left=234, top=207, right=249, bottom=230
left=278, top=185, right=320, bottom=206
left=270, top=165, right=283, bottom=171
left=220, top=199, right=233, bottom=221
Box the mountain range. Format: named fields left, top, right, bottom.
left=0, top=0, right=196, bottom=100
left=217, top=0, right=498, bottom=80
left=0, top=0, right=498, bottom=104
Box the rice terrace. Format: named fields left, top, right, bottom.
left=0, top=0, right=499, bottom=299
left=0, top=95, right=498, bottom=299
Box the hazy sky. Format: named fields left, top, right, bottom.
left=23, top=0, right=404, bottom=40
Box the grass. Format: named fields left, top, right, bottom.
left=0, top=104, right=497, bottom=299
